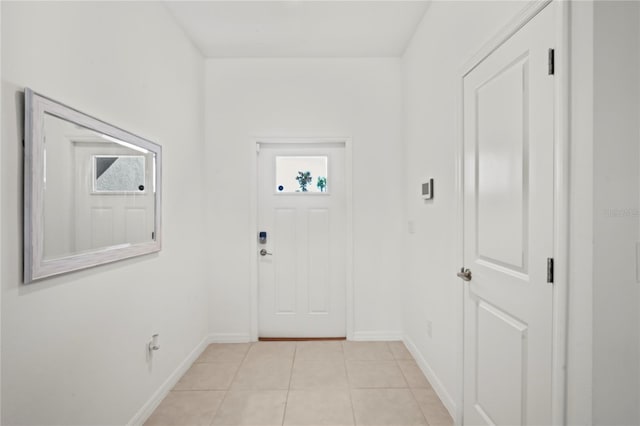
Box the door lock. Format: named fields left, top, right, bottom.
left=457, top=267, right=472, bottom=282
left=260, top=249, right=273, bottom=256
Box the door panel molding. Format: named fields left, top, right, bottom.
left=475, top=56, right=530, bottom=272
left=455, top=1, right=569, bottom=425
left=476, top=299, right=528, bottom=426
left=249, top=137, right=354, bottom=340
left=307, top=208, right=330, bottom=314
left=274, top=208, right=297, bottom=314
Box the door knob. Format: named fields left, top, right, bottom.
left=260, top=249, right=273, bottom=256
left=457, top=267, right=472, bottom=281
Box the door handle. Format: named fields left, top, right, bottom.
left=260, top=249, right=273, bottom=256
left=457, top=268, right=472, bottom=282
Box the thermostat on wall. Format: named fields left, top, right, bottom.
left=422, top=178, right=434, bottom=200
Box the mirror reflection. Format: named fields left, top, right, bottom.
left=42, top=113, right=156, bottom=261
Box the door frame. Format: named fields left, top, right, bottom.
left=455, top=1, right=569, bottom=424
left=249, top=137, right=354, bottom=341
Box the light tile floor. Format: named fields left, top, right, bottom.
left=145, top=341, right=453, bottom=426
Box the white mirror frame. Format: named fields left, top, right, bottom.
left=24, top=88, right=162, bottom=283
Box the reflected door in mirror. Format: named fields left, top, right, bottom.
left=42, top=113, right=156, bottom=261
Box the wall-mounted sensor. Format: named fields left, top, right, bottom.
left=422, top=179, right=434, bottom=200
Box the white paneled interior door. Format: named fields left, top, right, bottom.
left=257, top=142, right=346, bottom=337
left=73, top=143, right=155, bottom=253
left=462, top=4, right=555, bottom=425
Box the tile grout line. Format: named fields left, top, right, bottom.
left=173, top=359, right=244, bottom=392
left=388, top=341, right=432, bottom=426
left=391, top=342, right=412, bottom=389
left=342, top=341, right=359, bottom=426
left=410, top=388, right=433, bottom=426
left=207, top=342, right=253, bottom=426
left=281, top=342, right=297, bottom=426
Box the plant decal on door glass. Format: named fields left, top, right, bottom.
left=296, top=171, right=312, bottom=192
left=317, top=176, right=327, bottom=192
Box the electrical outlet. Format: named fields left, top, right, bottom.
left=427, top=320, right=432, bottom=338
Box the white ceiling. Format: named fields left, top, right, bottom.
left=164, top=1, right=431, bottom=58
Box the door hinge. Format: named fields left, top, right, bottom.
left=548, top=48, right=555, bottom=75
left=256, top=143, right=261, bottom=153
left=547, top=258, right=554, bottom=283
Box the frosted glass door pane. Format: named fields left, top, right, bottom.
left=94, top=155, right=146, bottom=193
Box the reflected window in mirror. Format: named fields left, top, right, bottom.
left=93, top=155, right=146, bottom=193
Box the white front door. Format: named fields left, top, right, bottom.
left=462, top=4, right=555, bottom=425
left=257, top=142, right=346, bottom=338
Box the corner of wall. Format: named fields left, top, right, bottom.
left=128, top=336, right=210, bottom=426
left=403, top=335, right=457, bottom=420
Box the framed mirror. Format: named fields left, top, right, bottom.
left=24, top=88, right=162, bottom=283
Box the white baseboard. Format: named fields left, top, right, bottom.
left=351, top=330, right=403, bottom=341
left=127, top=335, right=210, bottom=426
left=208, top=333, right=253, bottom=343
left=403, top=335, right=457, bottom=423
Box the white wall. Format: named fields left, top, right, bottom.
left=204, top=58, right=405, bottom=340
left=565, top=3, right=640, bottom=424
left=1, top=2, right=207, bottom=424
left=592, top=2, right=640, bottom=424
left=401, top=1, right=526, bottom=417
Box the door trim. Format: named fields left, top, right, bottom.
left=455, top=1, right=569, bottom=424
left=249, top=137, right=354, bottom=341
